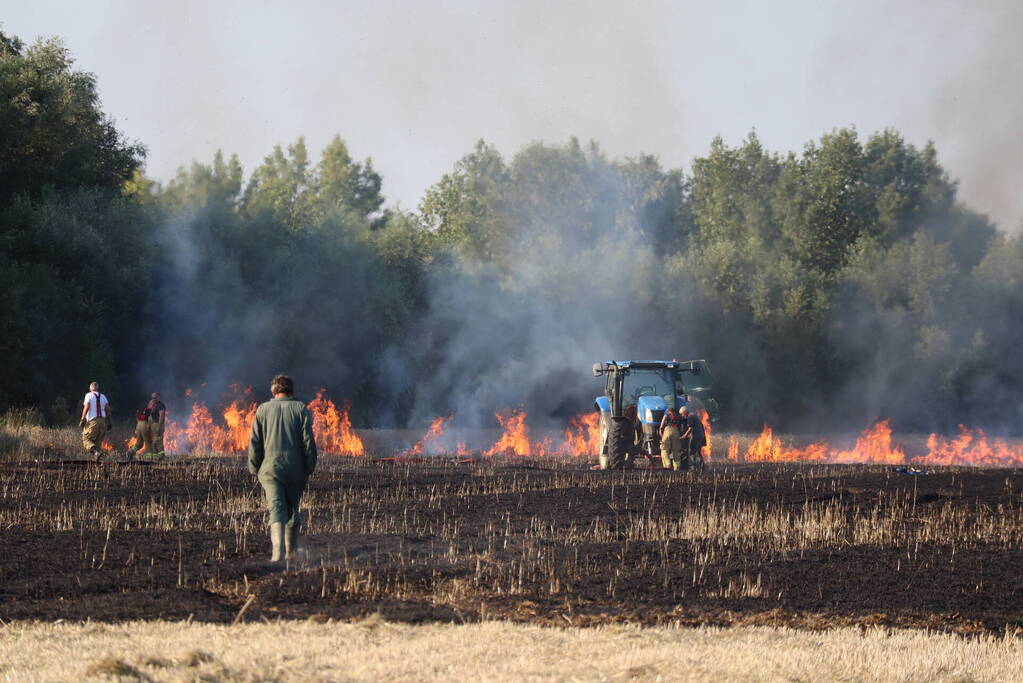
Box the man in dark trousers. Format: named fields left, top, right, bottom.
left=248, top=374, right=318, bottom=563
left=679, top=405, right=706, bottom=470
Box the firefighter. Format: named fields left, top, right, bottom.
left=78, top=382, right=112, bottom=462
left=659, top=407, right=684, bottom=470
left=679, top=405, right=706, bottom=470
left=147, top=392, right=167, bottom=459
left=248, top=374, right=317, bottom=564
left=126, top=403, right=154, bottom=460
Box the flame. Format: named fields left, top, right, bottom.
left=741, top=422, right=892, bottom=464
left=163, top=420, right=183, bottom=454
left=726, top=436, right=739, bottom=462
left=100, top=441, right=114, bottom=452
left=484, top=409, right=553, bottom=456
left=699, top=409, right=712, bottom=461
left=561, top=412, right=601, bottom=456
left=485, top=409, right=531, bottom=456
left=307, top=389, right=364, bottom=456
left=834, top=419, right=904, bottom=464
left=743, top=424, right=829, bottom=463
left=456, top=441, right=471, bottom=457
left=212, top=385, right=257, bottom=454
left=185, top=402, right=217, bottom=453
left=410, top=416, right=452, bottom=455
left=919, top=426, right=1023, bottom=467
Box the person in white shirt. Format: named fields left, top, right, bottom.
left=78, top=381, right=112, bottom=462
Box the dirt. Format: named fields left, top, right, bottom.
left=1, top=458, right=1021, bottom=635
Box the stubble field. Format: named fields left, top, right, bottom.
left=2, top=439, right=1022, bottom=638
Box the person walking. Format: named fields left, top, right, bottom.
left=659, top=407, right=684, bottom=470
left=126, top=403, right=154, bottom=460
left=78, top=382, right=111, bottom=462
left=679, top=405, right=706, bottom=470
left=147, top=393, right=167, bottom=459
left=248, top=374, right=317, bottom=564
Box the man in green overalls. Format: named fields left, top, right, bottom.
left=247, top=374, right=318, bottom=564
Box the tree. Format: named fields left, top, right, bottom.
left=0, top=33, right=144, bottom=206
left=316, top=135, right=385, bottom=226
left=419, top=140, right=510, bottom=262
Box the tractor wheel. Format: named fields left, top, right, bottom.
left=605, top=418, right=632, bottom=470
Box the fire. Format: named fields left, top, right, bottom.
left=486, top=409, right=531, bottom=456
left=919, top=426, right=1023, bottom=467
left=699, top=409, right=712, bottom=461
left=485, top=409, right=553, bottom=456
left=185, top=402, right=217, bottom=453
left=162, top=386, right=360, bottom=456
left=163, top=420, right=183, bottom=454
left=212, top=386, right=257, bottom=454
left=307, top=390, right=364, bottom=456
left=726, top=436, right=739, bottom=462
left=561, top=412, right=601, bottom=456
left=743, top=424, right=829, bottom=463
left=833, top=419, right=904, bottom=464
left=410, top=416, right=452, bottom=455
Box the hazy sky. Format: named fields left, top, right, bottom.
left=6, top=1, right=1021, bottom=229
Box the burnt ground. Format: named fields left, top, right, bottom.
left=1, top=457, right=1022, bottom=636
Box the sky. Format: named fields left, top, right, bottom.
left=5, top=0, right=1022, bottom=230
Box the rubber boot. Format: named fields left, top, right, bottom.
left=269, top=522, right=285, bottom=563
left=284, top=527, right=298, bottom=564
left=92, top=447, right=104, bottom=463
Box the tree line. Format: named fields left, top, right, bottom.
left=2, top=32, right=1020, bottom=432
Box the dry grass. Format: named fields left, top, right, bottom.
left=1, top=620, right=1021, bottom=682
left=3, top=457, right=1023, bottom=631
left=0, top=410, right=137, bottom=462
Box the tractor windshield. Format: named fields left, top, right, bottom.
left=621, top=368, right=676, bottom=406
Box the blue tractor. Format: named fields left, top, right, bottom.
left=592, top=360, right=716, bottom=469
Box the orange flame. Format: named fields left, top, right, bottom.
left=307, top=389, right=364, bottom=456
left=743, top=424, right=829, bottom=463
left=485, top=409, right=553, bottom=456
left=560, top=412, right=601, bottom=456
left=919, top=426, right=1023, bottom=467
left=212, top=385, right=257, bottom=454
left=726, top=435, right=739, bottom=462
left=485, top=409, right=531, bottom=456
left=163, top=420, right=183, bottom=454
left=410, top=416, right=452, bottom=455
left=185, top=402, right=217, bottom=453
left=738, top=420, right=905, bottom=465
left=699, top=409, right=712, bottom=461
left=834, top=419, right=904, bottom=464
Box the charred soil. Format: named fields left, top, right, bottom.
left=1, top=458, right=1021, bottom=635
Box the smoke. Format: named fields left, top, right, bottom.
left=138, top=132, right=1023, bottom=440
left=136, top=204, right=394, bottom=422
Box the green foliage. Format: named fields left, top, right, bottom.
left=0, top=33, right=144, bottom=204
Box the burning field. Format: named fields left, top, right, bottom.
left=3, top=386, right=1023, bottom=637
left=118, top=384, right=1023, bottom=467
left=1, top=454, right=1022, bottom=635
